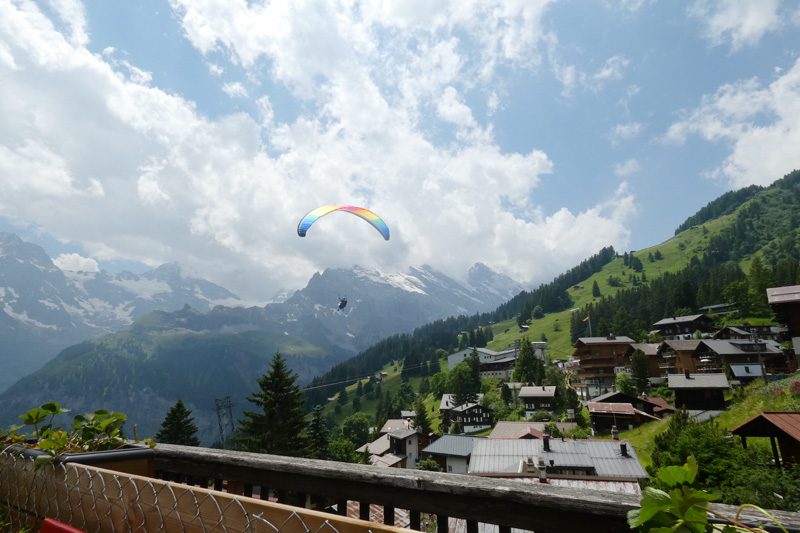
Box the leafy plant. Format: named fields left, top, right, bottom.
left=1, top=401, right=154, bottom=468
left=629, top=456, right=788, bottom=532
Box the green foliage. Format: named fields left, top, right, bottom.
left=233, top=352, right=310, bottom=457
left=448, top=361, right=479, bottom=407
left=308, top=405, right=329, bottom=459
left=511, top=337, right=544, bottom=385
left=413, top=396, right=431, bottom=434
left=327, top=439, right=360, bottom=463
left=630, top=349, right=650, bottom=394
left=341, top=412, right=371, bottom=446
left=2, top=401, right=149, bottom=469
left=417, top=458, right=443, bottom=471
left=155, top=399, right=200, bottom=446
left=616, top=371, right=636, bottom=395
left=630, top=456, right=789, bottom=533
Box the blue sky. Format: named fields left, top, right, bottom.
left=1, top=1, right=799, bottom=301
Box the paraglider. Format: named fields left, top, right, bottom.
left=338, top=296, right=348, bottom=310
left=297, top=205, right=390, bottom=241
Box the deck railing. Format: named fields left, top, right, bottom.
left=152, top=444, right=800, bottom=533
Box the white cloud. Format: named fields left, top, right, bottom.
left=663, top=57, right=800, bottom=188
left=0, top=1, right=639, bottom=299
left=614, top=159, right=640, bottom=176
left=689, top=0, right=782, bottom=51
left=222, top=81, right=248, bottom=99
left=610, top=122, right=642, bottom=146
left=54, top=253, right=99, bottom=272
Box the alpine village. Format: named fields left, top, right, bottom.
left=4, top=172, right=800, bottom=532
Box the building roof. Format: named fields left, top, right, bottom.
left=668, top=373, right=730, bottom=390
left=653, top=314, right=708, bottom=326
left=439, top=394, right=484, bottom=411
left=591, top=390, right=659, bottom=406
left=468, top=439, right=648, bottom=480
left=644, top=397, right=675, bottom=414
left=629, top=343, right=660, bottom=356
left=729, top=363, right=766, bottom=378
left=356, top=434, right=391, bottom=455
left=767, top=285, right=800, bottom=305
left=379, top=419, right=411, bottom=434
left=663, top=339, right=701, bottom=351
left=488, top=421, right=578, bottom=439
left=575, top=336, right=636, bottom=345
left=518, top=386, right=557, bottom=398
left=587, top=403, right=659, bottom=421
left=371, top=453, right=404, bottom=467
left=421, top=434, right=484, bottom=458
left=389, top=428, right=419, bottom=440
left=731, top=412, right=800, bottom=442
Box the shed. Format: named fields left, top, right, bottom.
left=731, top=412, right=800, bottom=467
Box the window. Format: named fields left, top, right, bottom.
left=448, top=465, right=452, bottom=472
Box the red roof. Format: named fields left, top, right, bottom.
left=731, top=412, right=800, bottom=442
left=587, top=402, right=636, bottom=415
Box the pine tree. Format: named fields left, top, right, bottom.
left=233, top=352, right=310, bottom=457
left=413, top=396, right=431, bottom=434
left=308, top=405, right=329, bottom=459
left=155, top=399, right=200, bottom=446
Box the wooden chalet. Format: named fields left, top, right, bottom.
left=767, top=285, right=800, bottom=371
left=518, top=385, right=557, bottom=417
left=572, top=335, right=636, bottom=399
left=652, top=314, right=715, bottom=340
left=587, top=402, right=659, bottom=435
left=668, top=372, right=729, bottom=412
left=731, top=412, right=800, bottom=467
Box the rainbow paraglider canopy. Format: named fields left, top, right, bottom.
left=297, top=205, right=390, bottom=241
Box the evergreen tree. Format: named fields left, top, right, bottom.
left=500, top=383, right=513, bottom=405
left=155, top=399, right=200, bottom=446
left=413, top=396, right=431, bottom=434
left=342, top=412, right=371, bottom=446
left=512, top=337, right=542, bottom=384
left=592, top=280, right=601, bottom=297
left=234, top=352, right=310, bottom=457
left=308, top=405, right=329, bottom=459
left=630, top=349, right=650, bottom=394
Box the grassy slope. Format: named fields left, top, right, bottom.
left=485, top=213, right=738, bottom=359
left=619, top=372, right=800, bottom=469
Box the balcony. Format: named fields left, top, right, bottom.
left=3, top=444, right=800, bottom=533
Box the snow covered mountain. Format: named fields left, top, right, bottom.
left=0, top=232, right=241, bottom=391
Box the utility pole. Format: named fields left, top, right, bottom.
left=214, top=396, right=235, bottom=444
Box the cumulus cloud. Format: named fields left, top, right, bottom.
left=0, top=0, right=637, bottom=299
left=663, top=57, right=800, bottom=188
left=614, top=159, right=641, bottom=177
left=610, top=122, right=642, bottom=146
left=222, top=82, right=248, bottom=98
left=54, top=253, right=99, bottom=272
left=689, top=0, right=782, bottom=51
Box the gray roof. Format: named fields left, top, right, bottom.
left=698, top=339, right=745, bottom=356
left=668, top=373, right=730, bottom=389
left=729, top=363, right=766, bottom=378
left=356, top=433, right=391, bottom=455
left=630, top=343, right=660, bottom=356
left=390, top=428, right=418, bottom=440
left=653, top=314, right=707, bottom=326
left=518, top=386, right=556, bottom=398
left=422, top=435, right=484, bottom=458
left=663, top=339, right=701, bottom=351
left=469, top=439, right=648, bottom=480
left=767, top=285, right=800, bottom=305
left=576, top=336, right=635, bottom=345
left=440, top=393, right=484, bottom=410
left=488, top=421, right=578, bottom=439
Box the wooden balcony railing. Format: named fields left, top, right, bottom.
left=152, top=444, right=800, bottom=533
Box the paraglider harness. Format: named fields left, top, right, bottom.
left=338, top=296, right=348, bottom=310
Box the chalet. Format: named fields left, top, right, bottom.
left=587, top=402, right=659, bottom=435
left=468, top=437, right=648, bottom=494
left=572, top=335, right=636, bottom=399
left=767, top=285, right=800, bottom=372
left=660, top=339, right=701, bottom=376
left=731, top=412, right=800, bottom=467
left=729, top=363, right=767, bottom=384
left=589, top=390, right=661, bottom=417
left=479, top=356, right=516, bottom=380
left=488, top=421, right=578, bottom=439
left=518, top=386, right=557, bottom=418
left=644, top=396, right=676, bottom=418
left=439, top=394, right=492, bottom=433
left=447, top=347, right=517, bottom=370
left=668, top=372, right=729, bottom=413
left=652, top=314, right=715, bottom=340
left=420, top=434, right=484, bottom=473
left=378, top=418, right=411, bottom=435
left=713, top=325, right=786, bottom=343
left=385, top=427, right=435, bottom=469
left=695, top=338, right=784, bottom=375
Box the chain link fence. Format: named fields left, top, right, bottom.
left=0, top=453, right=405, bottom=533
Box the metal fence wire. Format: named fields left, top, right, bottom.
left=0, top=454, right=401, bottom=533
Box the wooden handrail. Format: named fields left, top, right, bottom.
left=153, top=444, right=800, bottom=533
